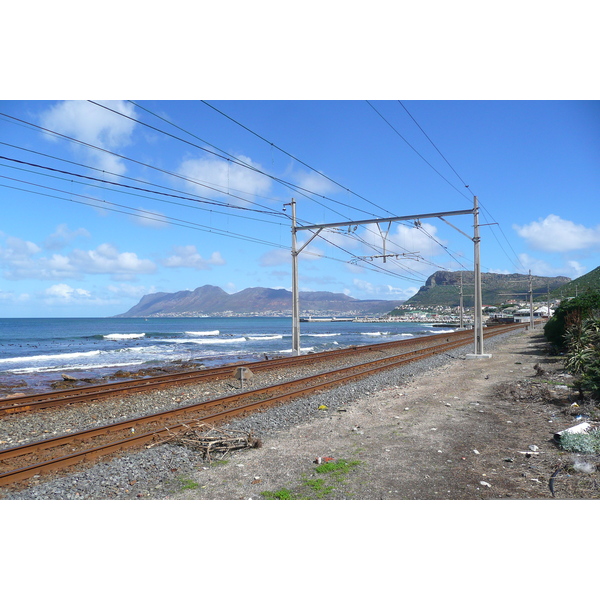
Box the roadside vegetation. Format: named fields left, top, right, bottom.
left=260, top=459, right=361, bottom=500
left=544, top=289, right=600, bottom=401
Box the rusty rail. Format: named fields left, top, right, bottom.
left=0, top=326, right=487, bottom=416
left=0, top=323, right=526, bottom=487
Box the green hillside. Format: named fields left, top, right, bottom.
left=398, top=270, right=571, bottom=308
left=549, top=266, right=600, bottom=299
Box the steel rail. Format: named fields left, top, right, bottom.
left=0, top=326, right=484, bottom=415
left=0, top=324, right=525, bottom=487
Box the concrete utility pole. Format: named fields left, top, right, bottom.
left=289, top=197, right=490, bottom=358
left=471, top=196, right=485, bottom=356
left=290, top=199, right=300, bottom=355
left=529, top=270, right=534, bottom=330
left=459, top=271, right=464, bottom=329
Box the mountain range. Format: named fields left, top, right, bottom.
left=402, top=271, right=571, bottom=307
left=117, top=267, right=597, bottom=318
left=116, top=285, right=400, bottom=317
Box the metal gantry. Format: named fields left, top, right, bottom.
left=287, top=196, right=490, bottom=358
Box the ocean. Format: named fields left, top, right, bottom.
left=0, top=317, right=456, bottom=392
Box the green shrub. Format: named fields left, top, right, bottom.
left=544, top=290, right=600, bottom=350
left=558, top=429, right=600, bottom=453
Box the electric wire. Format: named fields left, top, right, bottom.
left=93, top=101, right=385, bottom=220
left=0, top=159, right=285, bottom=227
left=0, top=141, right=289, bottom=219
left=366, top=101, right=472, bottom=201
left=0, top=111, right=282, bottom=216
left=0, top=178, right=291, bottom=250
left=0, top=155, right=285, bottom=219
left=197, top=99, right=396, bottom=217
left=1, top=175, right=422, bottom=283
left=390, top=101, right=527, bottom=273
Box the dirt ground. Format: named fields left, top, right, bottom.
left=175, top=329, right=600, bottom=500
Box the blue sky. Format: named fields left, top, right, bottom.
left=1, top=2, right=599, bottom=318
left=1, top=99, right=598, bottom=317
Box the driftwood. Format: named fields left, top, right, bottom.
left=148, top=422, right=262, bottom=462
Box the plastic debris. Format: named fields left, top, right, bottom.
left=480, top=481, right=491, bottom=487
left=554, top=421, right=592, bottom=441
left=314, top=456, right=334, bottom=464
left=318, top=405, right=328, bottom=410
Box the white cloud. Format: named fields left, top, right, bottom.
left=259, top=245, right=323, bottom=267
left=352, top=278, right=419, bottom=300
left=514, top=214, right=600, bottom=252
left=44, top=283, right=91, bottom=302
left=364, top=221, right=447, bottom=258
left=39, top=100, right=137, bottom=175
left=162, top=245, right=226, bottom=270
left=44, top=224, right=90, bottom=250
left=1, top=236, right=156, bottom=280
left=68, top=243, right=156, bottom=275
left=292, top=169, right=337, bottom=196
left=517, top=253, right=587, bottom=278
left=178, top=154, right=272, bottom=203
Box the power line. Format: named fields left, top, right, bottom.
left=0, top=140, right=289, bottom=217
left=0, top=154, right=285, bottom=220
left=0, top=158, right=285, bottom=228
left=383, top=102, right=527, bottom=274
left=366, top=101, right=472, bottom=201
left=397, top=101, right=473, bottom=192
left=91, top=101, right=385, bottom=220
left=197, top=100, right=395, bottom=217
left=0, top=178, right=291, bottom=250
left=0, top=111, right=282, bottom=216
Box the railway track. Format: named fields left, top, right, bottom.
left=0, top=326, right=482, bottom=416
left=0, top=323, right=526, bottom=487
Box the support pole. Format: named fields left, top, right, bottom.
left=291, top=199, right=300, bottom=356
left=466, top=196, right=491, bottom=359
left=529, top=270, right=534, bottom=330
left=459, top=271, right=464, bottom=329
left=474, top=196, right=483, bottom=354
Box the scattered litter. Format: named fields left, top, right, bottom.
left=318, top=405, right=328, bottom=410
left=554, top=422, right=592, bottom=441
left=314, top=456, right=334, bottom=464
left=480, top=481, right=491, bottom=487
left=518, top=451, right=539, bottom=455
left=147, top=422, right=262, bottom=462
left=531, top=478, right=542, bottom=484
left=473, top=449, right=480, bottom=455
left=572, top=458, right=596, bottom=474
left=528, top=445, right=539, bottom=452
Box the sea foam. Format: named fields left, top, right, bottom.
left=185, top=330, right=220, bottom=336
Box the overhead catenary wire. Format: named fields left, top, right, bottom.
left=0, top=111, right=282, bottom=216
left=196, top=99, right=396, bottom=217
left=1, top=179, right=424, bottom=284
left=392, top=101, right=526, bottom=273
left=0, top=156, right=287, bottom=226
left=0, top=140, right=290, bottom=218
left=93, top=101, right=386, bottom=220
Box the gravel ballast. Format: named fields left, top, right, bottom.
left=0, top=331, right=529, bottom=500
